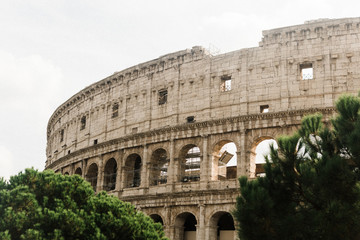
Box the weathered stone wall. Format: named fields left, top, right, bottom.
left=46, top=18, right=360, bottom=240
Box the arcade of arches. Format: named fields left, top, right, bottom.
left=59, top=132, right=289, bottom=240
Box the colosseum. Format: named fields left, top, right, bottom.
left=46, top=17, right=360, bottom=240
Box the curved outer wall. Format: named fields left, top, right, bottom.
left=46, top=18, right=360, bottom=240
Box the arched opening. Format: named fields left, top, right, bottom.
left=209, top=211, right=235, bottom=240
left=174, top=212, right=197, bottom=240
left=86, top=163, right=98, bottom=191
left=150, top=214, right=164, bottom=226
left=74, top=167, right=82, bottom=175
left=124, top=154, right=142, bottom=188
left=179, top=145, right=201, bottom=182
left=250, top=137, right=278, bottom=178
left=63, top=172, right=69, bottom=175
left=149, top=148, right=169, bottom=186
left=211, top=141, right=237, bottom=181
left=104, top=158, right=117, bottom=191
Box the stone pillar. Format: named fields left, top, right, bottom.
left=96, top=155, right=104, bottom=192
left=167, top=138, right=176, bottom=185
left=115, top=150, right=122, bottom=191
left=200, top=134, right=209, bottom=184
left=163, top=205, right=172, bottom=238
left=70, top=163, right=75, bottom=175
left=197, top=203, right=206, bottom=240
left=140, top=145, right=148, bottom=188
left=120, top=154, right=127, bottom=189
left=238, top=130, right=247, bottom=178
left=81, top=159, right=87, bottom=179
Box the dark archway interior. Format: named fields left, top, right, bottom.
left=104, top=158, right=117, bottom=191
left=74, top=167, right=82, bottom=175
left=150, top=214, right=164, bottom=225
left=184, top=214, right=197, bottom=231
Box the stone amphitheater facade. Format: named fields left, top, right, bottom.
left=46, top=17, right=360, bottom=240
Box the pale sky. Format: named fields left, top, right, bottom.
left=0, top=0, right=359, bottom=180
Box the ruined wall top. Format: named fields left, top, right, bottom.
left=260, top=17, right=360, bottom=46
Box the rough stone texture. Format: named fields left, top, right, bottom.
left=46, top=17, right=360, bottom=239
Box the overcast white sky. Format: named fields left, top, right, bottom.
left=0, top=0, right=359, bottom=180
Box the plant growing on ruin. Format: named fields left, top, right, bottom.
left=235, top=94, right=360, bottom=240
left=0, top=168, right=167, bottom=240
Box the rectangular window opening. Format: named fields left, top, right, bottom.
left=260, top=105, right=269, bottom=113
left=112, top=103, right=119, bottom=118
left=300, top=63, right=313, bottom=80
left=60, top=129, right=64, bottom=142
left=93, top=139, right=98, bottom=145
left=220, top=76, right=232, bottom=92
left=158, top=89, right=168, bottom=105
left=80, top=116, right=86, bottom=130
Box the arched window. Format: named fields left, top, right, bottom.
left=86, top=163, right=98, bottom=191
left=211, top=141, right=237, bottom=181
left=149, top=149, right=168, bottom=186
left=174, top=212, right=197, bottom=240
left=179, top=145, right=201, bottom=182
left=74, top=167, right=82, bottom=175
left=209, top=212, right=235, bottom=240
left=150, top=214, right=164, bottom=226
left=250, top=138, right=278, bottom=177
left=124, top=154, right=142, bottom=188
left=104, top=158, right=117, bottom=191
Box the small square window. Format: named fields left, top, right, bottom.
left=260, top=105, right=269, bottom=113
left=158, top=89, right=167, bottom=105
left=220, top=76, right=232, bottom=92
left=300, top=63, right=313, bottom=80
left=186, top=116, right=195, bottom=123
left=93, top=139, right=98, bottom=145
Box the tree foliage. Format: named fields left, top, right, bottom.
left=235, top=94, right=360, bottom=240
left=0, top=169, right=167, bottom=240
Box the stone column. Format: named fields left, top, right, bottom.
left=238, top=130, right=247, bottom=178
left=167, top=138, right=175, bottom=184
left=82, top=159, right=87, bottom=179
left=120, top=154, right=127, bottom=189
left=200, top=134, right=209, bottom=185
left=197, top=203, right=206, bottom=240
left=163, top=205, right=172, bottom=238
left=140, top=145, right=148, bottom=188
left=96, top=155, right=104, bottom=192
left=115, top=150, right=122, bottom=191
left=70, top=163, right=75, bottom=175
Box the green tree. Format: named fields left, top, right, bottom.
left=0, top=169, right=167, bottom=240
left=235, top=94, right=360, bottom=240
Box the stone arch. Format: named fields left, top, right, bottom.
left=208, top=211, right=235, bottom=240
left=124, top=153, right=142, bottom=188
left=150, top=214, right=164, bottom=226
left=86, top=163, right=98, bottom=191
left=211, top=140, right=237, bottom=181
left=63, top=172, right=69, bottom=175
left=103, top=158, right=117, bottom=191
left=250, top=136, right=278, bottom=178
left=174, top=212, right=197, bottom=240
left=178, top=144, right=201, bottom=182
left=149, top=148, right=169, bottom=186
left=74, top=167, right=82, bottom=175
